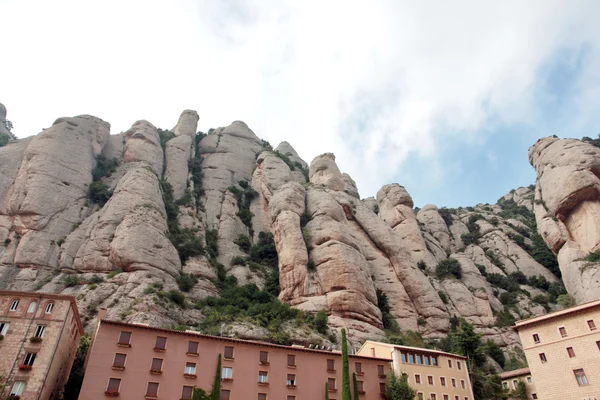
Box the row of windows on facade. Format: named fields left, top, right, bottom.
left=502, top=378, right=537, bottom=399
left=531, top=319, right=597, bottom=344
left=0, top=321, right=48, bottom=338
left=117, top=331, right=386, bottom=375
left=400, top=352, right=463, bottom=371
left=7, top=299, right=54, bottom=314
left=413, top=394, right=470, bottom=400
left=406, top=374, right=468, bottom=390
left=538, top=340, right=600, bottom=364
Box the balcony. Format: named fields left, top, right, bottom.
left=258, top=382, right=269, bottom=387
left=221, top=378, right=233, bottom=383
left=153, top=347, right=166, bottom=353
left=104, top=390, right=120, bottom=397
left=111, top=366, right=125, bottom=371
left=29, top=337, right=43, bottom=344
left=116, top=342, right=131, bottom=348
left=150, top=369, right=162, bottom=375
left=186, top=352, right=199, bottom=357
left=18, top=364, right=32, bottom=371
left=184, top=373, right=197, bottom=379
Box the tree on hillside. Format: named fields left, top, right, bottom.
left=209, top=354, right=222, bottom=400
left=385, top=371, right=416, bottom=400
left=353, top=372, right=359, bottom=400
left=341, top=329, right=352, bottom=400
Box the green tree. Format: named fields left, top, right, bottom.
left=510, top=381, right=528, bottom=400
left=385, top=371, right=416, bottom=400
left=63, top=334, right=91, bottom=399
left=192, top=387, right=209, bottom=400
left=209, top=354, right=222, bottom=400
left=353, top=372, right=359, bottom=400
left=325, top=382, right=330, bottom=400
left=341, top=329, right=352, bottom=400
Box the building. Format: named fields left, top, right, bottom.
left=514, top=298, right=600, bottom=400
left=0, top=290, right=84, bottom=399
left=79, top=309, right=391, bottom=400
left=499, top=367, right=537, bottom=399
left=357, top=341, right=475, bottom=400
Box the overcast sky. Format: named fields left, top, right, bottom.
left=2, top=0, right=600, bottom=207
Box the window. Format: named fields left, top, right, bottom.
left=431, top=394, right=437, bottom=400
left=424, top=355, right=430, bottom=365
left=461, top=380, right=465, bottom=389
left=539, top=353, right=547, bottom=363
left=417, top=393, right=424, bottom=400
left=185, top=362, right=196, bottom=375
left=282, top=354, right=293, bottom=367
left=328, top=378, right=336, bottom=390
left=378, top=364, right=385, bottom=377
left=455, top=396, right=460, bottom=400
left=415, top=374, right=421, bottom=384
left=118, top=331, right=131, bottom=346
left=23, top=353, right=37, bottom=366
left=379, top=382, right=385, bottom=394
left=154, top=336, right=167, bottom=350
left=428, top=376, right=434, bottom=385
left=451, top=378, right=456, bottom=388
left=416, top=354, right=423, bottom=364
left=151, top=358, right=163, bottom=372
left=188, top=341, right=199, bottom=355
left=181, top=386, right=193, bottom=400
left=512, top=380, right=518, bottom=389
left=0, top=322, right=9, bottom=336
left=113, top=353, right=126, bottom=369
left=527, top=376, right=532, bottom=384
left=45, top=302, right=54, bottom=314
left=357, top=380, right=364, bottom=392
left=457, top=361, right=461, bottom=370
left=287, top=374, right=296, bottom=386
left=287, top=397, right=296, bottom=400
left=441, top=377, right=446, bottom=386
left=27, top=301, right=37, bottom=313
left=9, top=300, right=19, bottom=311
left=532, top=334, right=540, bottom=344
left=34, top=325, right=45, bottom=338
left=409, top=354, right=415, bottom=363
left=222, top=367, right=233, bottom=380
left=401, top=353, right=407, bottom=363
left=258, top=394, right=267, bottom=400
left=431, top=356, right=438, bottom=366
left=448, top=359, right=453, bottom=368
left=259, top=351, right=269, bottom=364
left=588, top=320, right=597, bottom=330
left=224, top=346, right=234, bottom=359
left=10, top=381, right=26, bottom=396
left=258, top=371, right=268, bottom=383
left=502, top=382, right=508, bottom=390
left=146, top=382, right=159, bottom=398
left=559, top=327, right=567, bottom=337
left=597, top=340, right=600, bottom=351
left=574, top=369, right=589, bottom=386
left=355, top=362, right=362, bottom=374
left=532, top=394, right=538, bottom=399
left=444, top=395, right=449, bottom=400
left=327, top=359, right=335, bottom=371
left=106, top=378, right=121, bottom=394
left=567, top=347, right=576, bottom=358
left=220, top=390, right=231, bottom=400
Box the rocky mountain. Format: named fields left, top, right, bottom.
left=1, top=105, right=591, bottom=362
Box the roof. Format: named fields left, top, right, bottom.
left=0, top=290, right=84, bottom=335
left=514, top=298, right=600, bottom=330
left=360, top=340, right=466, bottom=360
left=100, top=319, right=392, bottom=362
left=499, top=368, right=530, bottom=380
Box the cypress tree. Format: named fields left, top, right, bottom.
left=325, top=382, right=330, bottom=400
left=341, top=328, right=352, bottom=400
left=353, top=372, right=359, bottom=400
left=209, top=354, right=222, bottom=400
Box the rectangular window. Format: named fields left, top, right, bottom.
left=258, top=371, right=268, bottom=383
left=574, top=369, right=589, bottom=386
left=448, top=359, right=453, bottom=368
left=155, top=336, right=167, bottom=350
left=401, top=353, right=407, bottom=363
left=418, top=393, right=424, bottom=400
left=588, top=320, right=597, bottom=330
left=107, top=378, right=121, bottom=393
left=378, top=364, right=385, bottom=377
left=597, top=340, right=600, bottom=351
left=10, top=381, right=26, bottom=396
left=567, top=347, right=576, bottom=358
left=146, top=382, right=159, bottom=397
left=287, top=397, right=296, bottom=400
left=559, top=327, right=567, bottom=337
left=113, top=353, right=126, bottom=368
left=409, top=354, right=415, bottom=363
left=532, top=334, right=540, bottom=344
left=224, top=346, right=234, bottom=359
left=461, top=380, right=465, bottom=389
left=151, top=358, right=163, bottom=372
left=259, top=351, right=269, bottom=364
left=428, top=376, right=434, bottom=385
left=539, top=353, right=547, bottom=363
left=512, top=380, right=518, bottom=389
left=431, top=356, right=438, bottom=366
left=379, top=382, right=385, bottom=394
left=27, top=301, right=37, bottom=313
left=0, top=322, right=9, bottom=336
left=440, top=377, right=446, bottom=386
left=188, top=341, right=199, bottom=354
left=416, top=354, right=423, bottom=364
left=258, top=394, right=267, bottom=400
left=457, top=361, right=461, bottom=370
left=355, top=362, right=362, bottom=374
left=9, top=300, right=19, bottom=311
left=415, top=374, right=421, bottom=384
left=451, top=378, right=456, bottom=388
left=34, top=325, right=45, bottom=338
left=118, top=331, right=131, bottom=345
left=181, top=386, right=193, bottom=400
left=455, top=396, right=460, bottom=400
left=45, top=302, right=54, bottom=314
left=222, top=367, right=233, bottom=379
left=287, top=374, right=296, bottom=386
left=23, top=353, right=36, bottom=366
left=185, top=362, right=196, bottom=375
left=444, top=395, right=449, bottom=400
left=527, top=376, right=532, bottom=384
left=532, top=394, right=538, bottom=399
left=287, top=354, right=296, bottom=366
left=431, top=394, right=437, bottom=400
left=327, top=359, right=335, bottom=371
left=357, top=380, right=364, bottom=392
left=220, top=390, right=231, bottom=400
left=424, top=355, right=430, bottom=365
left=329, top=378, right=336, bottom=390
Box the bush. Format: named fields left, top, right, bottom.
left=529, top=233, right=560, bottom=277
left=435, top=258, right=462, bottom=280
left=230, top=256, right=247, bottom=266
left=176, top=273, right=198, bottom=292
left=483, top=340, right=506, bottom=368
left=92, top=155, right=118, bottom=181
left=313, top=311, right=328, bottom=334
left=234, top=234, right=251, bottom=253
left=532, top=294, right=549, bottom=306
left=107, top=268, right=123, bottom=279
left=500, top=292, right=518, bottom=307
left=205, top=229, right=219, bottom=259
left=417, top=261, right=427, bottom=271
left=527, top=275, right=550, bottom=290
left=377, top=289, right=397, bottom=332
left=167, top=290, right=186, bottom=306
left=63, top=275, right=81, bottom=287
left=495, top=310, right=516, bottom=327
left=486, top=250, right=503, bottom=268
left=584, top=251, right=600, bottom=262
left=557, top=294, right=575, bottom=308
left=475, top=264, right=487, bottom=277
left=438, top=208, right=454, bottom=226
left=461, top=231, right=480, bottom=245
left=169, top=228, right=204, bottom=263
left=249, top=232, right=278, bottom=268
left=0, top=133, right=9, bottom=147
left=157, top=128, right=175, bottom=150
left=509, top=271, right=527, bottom=284
left=88, top=275, right=104, bottom=284
left=88, top=181, right=111, bottom=205
left=485, top=273, right=519, bottom=292
left=438, top=291, right=449, bottom=304
left=417, top=318, right=427, bottom=326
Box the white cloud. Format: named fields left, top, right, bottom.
left=2, top=0, right=600, bottom=198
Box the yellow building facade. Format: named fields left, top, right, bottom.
left=500, top=367, right=538, bottom=399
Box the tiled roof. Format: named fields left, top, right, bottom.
left=499, top=367, right=530, bottom=379
left=359, top=340, right=466, bottom=360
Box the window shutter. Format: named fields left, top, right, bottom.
left=328, top=378, right=336, bottom=389
left=146, top=382, right=159, bottom=396
left=107, top=378, right=121, bottom=392
left=118, top=331, right=131, bottom=344
left=327, top=359, right=334, bottom=370
left=224, top=346, right=234, bottom=359
left=258, top=394, right=267, bottom=400
left=113, top=354, right=126, bottom=368
left=260, top=351, right=268, bottom=363
left=355, top=362, right=362, bottom=373
left=220, top=390, right=231, bottom=400
left=155, top=336, right=167, bottom=349
left=287, top=354, right=295, bottom=366
left=379, top=382, right=385, bottom=393
left=358, top=380, right=364, bottom=391
left=378, top=364, right=384, bottom=376
left=181, top=386, right=193, bottom=400
left=188, top=341, right=198, bottom=354
left=151, top=358, right=163, bottom=371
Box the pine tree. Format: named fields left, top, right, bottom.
left=341, top=328, right=352, bottom=400
left=353, top=372, right=359, bottom=400
left=209, top=354, right=222, bottom=400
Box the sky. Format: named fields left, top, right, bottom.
left=2, top=0, right=600, bottom=208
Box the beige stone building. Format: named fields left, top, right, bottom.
left=357, top=341, right=475, bottom=400
left=0, top=290, right=83, bottom=400
left=499, top=367, right=537, bottom=399
left=514, top=298, right=600, bottom=400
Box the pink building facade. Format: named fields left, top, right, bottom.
left=80, top=310, right=391, bottom=400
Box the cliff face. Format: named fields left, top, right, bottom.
left=0, top=107, right=568, bottom=356
left=529, top=136, right=600, bottom=302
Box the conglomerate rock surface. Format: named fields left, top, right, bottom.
left=0, top=110, right=574, bottom=359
